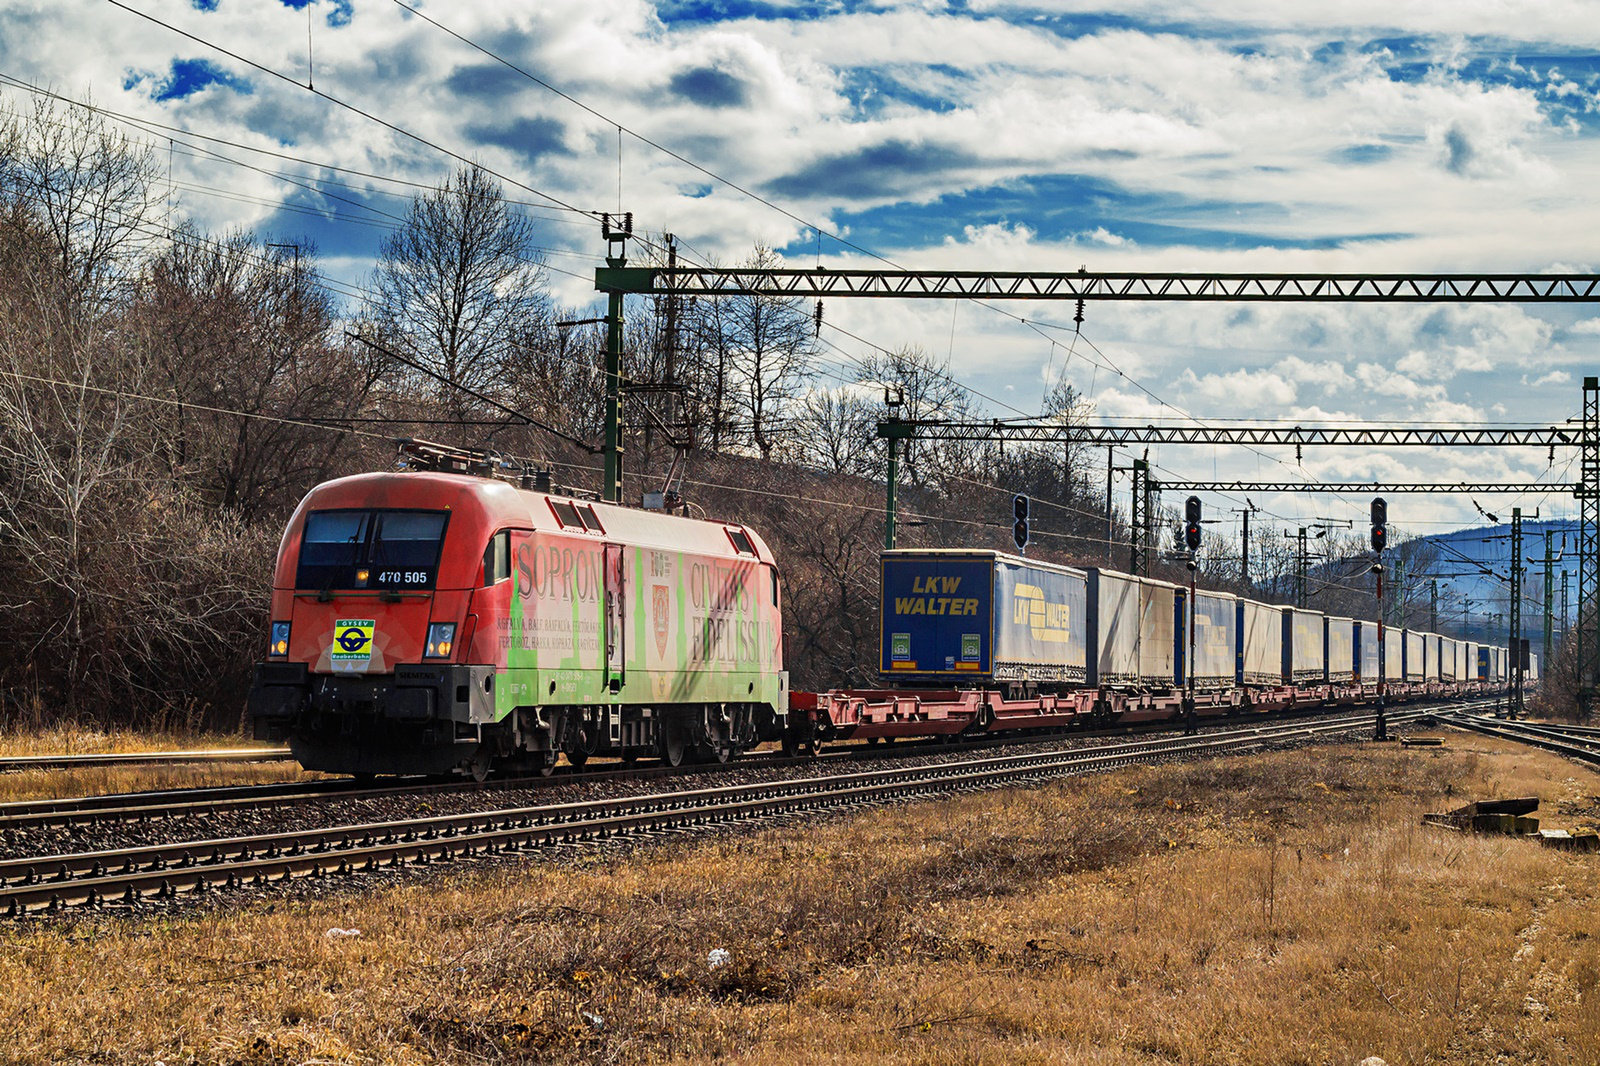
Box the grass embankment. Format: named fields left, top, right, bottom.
left=0, top=723, right=307, bottom=803
left=3, top=734, right=1598, bottom=1064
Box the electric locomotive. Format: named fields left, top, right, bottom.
left=249, top=441, right=789, bottom=778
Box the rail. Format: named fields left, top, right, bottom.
left=1, top=708, right=1426, bottom=915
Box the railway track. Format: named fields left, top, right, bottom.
left=1, top=707, right=1426, bottom=915
left=1441, top=713, right=1600, bottom=768
left=0, top=747, right=292, bottom=772
left=1, top=698, right=1479, bottom=831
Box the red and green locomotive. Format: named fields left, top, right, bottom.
left=249, top=443, right=789, bottom=777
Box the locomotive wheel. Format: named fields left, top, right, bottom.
left=661, top=727, right=688, bottom=767
left=537, top=752, right=558, bottom=777
left=467, top=748, right=493, bottom=784
left=567, top=750, right=590, bottom=768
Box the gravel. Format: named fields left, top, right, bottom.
left=0, top=714, right=1404, bottom=864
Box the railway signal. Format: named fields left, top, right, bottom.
left=1012, top=494, right=1030, bottom=552
left=1184, top=496, right=1202, bottom=551
left=1370, top=497, right=1388, bottom=553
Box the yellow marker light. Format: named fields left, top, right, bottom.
left=355, top=569, right=370, bottom=586
left=273, top=639, right=288, bottom=655
left=424, top=622, right=457, bottom=660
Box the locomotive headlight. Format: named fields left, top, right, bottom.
left=425, top=623, right=456, bottom=659
left=268, top=621, right=291, bottom=658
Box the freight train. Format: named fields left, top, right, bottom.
left=248, top=444, right=1517, bottom=778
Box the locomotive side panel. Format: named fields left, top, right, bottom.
left=494, top=532, right=780, bottom=712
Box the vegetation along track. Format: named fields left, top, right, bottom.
left=1, top=707, right=1433, bottom=916
left=0, top=748, right=292, bottom=772
left=2, top=698, right=1482, bottom=831
left=1443, top=713, right=1600, bottom=769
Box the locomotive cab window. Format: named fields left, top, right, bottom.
left=295, top=509, right=449, bottom=591
left=726, top=526, right=756, bottom=556
left=578, top=504, right=605, bottom=534
left=483, top=530, right=511, bottom=586
left=770, top=565, right=780, bottom=606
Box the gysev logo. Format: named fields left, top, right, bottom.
left=331, top=619, right=375, bottom=663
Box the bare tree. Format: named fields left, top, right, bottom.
left=854, top=344, right=983, bottom=493
left=1, top=95, right=162, bottom=308
left=794, top=382, right=878, bottom=475
left=132, top=228, right=382, bottom=520
left=370, top=164, right=549, bottom=431
left=713, top=246, right=815, bottom=460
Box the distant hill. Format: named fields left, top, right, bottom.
left=1411, top=519, right=1575, bottom=648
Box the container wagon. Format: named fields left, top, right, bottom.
left=1185, top=588, right=1238, bottom=690
left=1282, top=608, right=1327, bottom=684
left=1325, top=617, right=1356, bottom=684
left=1086, top=568, right=1179, bottom=688
left=879, top=549, right=1087, bottom=689
left=1238, top=599, right=1283, bottom=686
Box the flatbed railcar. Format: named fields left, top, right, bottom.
left=249, top=459, right=1513, bottom=777
left=800, top=549, right=1511, bottom=745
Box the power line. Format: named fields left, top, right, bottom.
left=105, top=1, right=600, bottom=220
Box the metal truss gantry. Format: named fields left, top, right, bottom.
left=1150, top=481, right=1565, bottom=495
left=595, top=260, right=1600, bottom=712
left=597, top=267, right=1600, bottom=303
left=1580, top=378, right=1600, bottom=719
left=882, top=422, right=1576, bottom=447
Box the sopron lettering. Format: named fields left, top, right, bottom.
left=515, top=543, right=599, bottom=603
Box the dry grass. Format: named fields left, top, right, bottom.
left=0, top=724, right=310, bottom=804
left=0, top=722, right=253, bottom=758
left=0, top=762, right=316, bottom=805
left=2, top=735, right=1598, bottom=1064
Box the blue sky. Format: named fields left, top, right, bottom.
left=3, top=0, right=1600, bottom=539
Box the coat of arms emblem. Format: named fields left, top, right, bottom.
left=652, top=585, right=670, bottom=657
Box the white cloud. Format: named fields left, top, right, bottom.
left=1, top=0, right=1594, bottom=533
left=1176, top=366, right=1298, bottom=407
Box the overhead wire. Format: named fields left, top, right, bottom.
left=71, top=4, right=1593, bottom=559
left=104, top=1, right=600, bottom=219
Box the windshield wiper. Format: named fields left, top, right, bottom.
left=317, top=528, right=363, bottom=602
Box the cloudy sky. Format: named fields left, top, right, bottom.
left=4, top=0, right=1600, bottom=540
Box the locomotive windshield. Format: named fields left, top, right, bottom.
left=296, top=509, right=450, bottom=590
